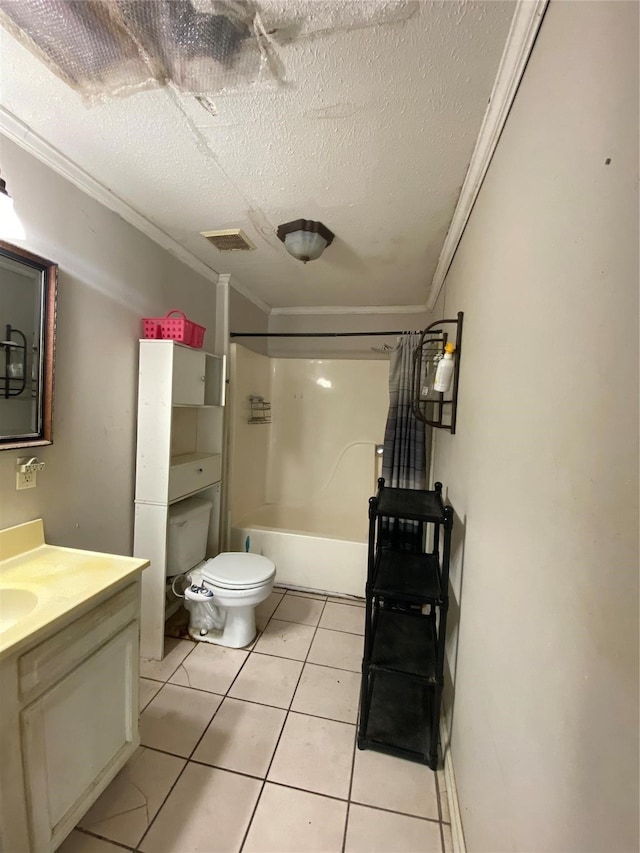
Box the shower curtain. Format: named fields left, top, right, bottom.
left=381, top=334, right=428, bottom=549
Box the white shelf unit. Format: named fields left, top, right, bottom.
left=133, top=340, right=226, bottom=660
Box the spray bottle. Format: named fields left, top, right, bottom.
left=433, top=342, right=456, bottom=393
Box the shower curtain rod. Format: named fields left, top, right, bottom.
left=229, top=330, right=443, bottom=339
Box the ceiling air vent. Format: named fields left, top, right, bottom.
left=200, top=229, right=255, bottom=251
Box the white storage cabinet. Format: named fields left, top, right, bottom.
left=0, top=582, right=141, bottom=853
left=133, top=340, right=225, bottom=660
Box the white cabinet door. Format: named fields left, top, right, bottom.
left=21, top=622, right=138, bottom=852
left=204, top=354, right=226, bottom=406
left=172, top=346, right=206, bottom=405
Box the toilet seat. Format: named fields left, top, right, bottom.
left=201, top=552, right=276, bottom=590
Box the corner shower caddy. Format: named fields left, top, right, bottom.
left=248, top=395, right=271, bottom=424
left=358, top=478, right=453, bottom=769
left=411, top=311, right=463, bottom=434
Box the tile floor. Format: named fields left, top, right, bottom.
left=58, top=588, right=452, bottom=853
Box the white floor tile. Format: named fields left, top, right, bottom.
left=254, top=618, right=316, bottom=661
left=169, top=641, right=248, bottom=694
left=351, top=749, right=439, bottom=820
left=139, top=763, right=261, bottom=853
left=291, top=663, right=360, bottom=724
left=139, top=677, right=162, bottom=711
left=140, top=683, right=222, bottom=757
left=78, top=747, right=184, bottom=847
left=228, top=653, right=303, bottom=708
left=273, top=595, right=325, bottom=626
left=307, top=628, right=362, bottom=672
left=345, top=804, right=442, bottom=853
left=243, top=783, right=347, bottom=853
left=193, top=697, right=286, bottom=777
left=56, top=831, right=125, bottom=853
left=319, top=602, right=365, bottom=635
left=268, top=712, right=355, bottom=799
left=255, top=591, right=285, bottom=631
left=139, top=638, right=194, bottom=682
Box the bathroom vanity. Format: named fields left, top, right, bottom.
left=0, top=519, right=149, bottom=853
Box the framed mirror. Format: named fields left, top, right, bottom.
left=0, top=241, right=57, bottom=450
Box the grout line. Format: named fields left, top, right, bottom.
left=238, top=596, right=330, bottom=852
left=346, top=799, right=441, bottom=825
left=434, top=763, right=446, bottom=853
left=251, top=646, right=360, bottom=673
left=341, top=714, right=359, bottom=852
left=131, top=587, right=439, bottom=852
left=136, top=641, right=255, bottom=849
left=143, top=673, right=359, bottom=725
left=136, top=742, right=446, bottom=830
left=314, top=625, right=365, bottom=637
left=73, top=826, right=135, bottom=851
left=139, top=638, right=197, bottom=685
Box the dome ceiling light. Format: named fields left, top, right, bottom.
left=276, top=219, right=335, bottom=264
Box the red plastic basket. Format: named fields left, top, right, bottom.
left=142, top=310, right=205, bottom=349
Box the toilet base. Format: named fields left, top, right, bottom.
left=188, top=604, right=257, bottom=649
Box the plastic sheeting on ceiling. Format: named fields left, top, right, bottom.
left=0, top=0, right=416, bottom=102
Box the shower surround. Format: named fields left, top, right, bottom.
left=228, top=345, right=388, bottom=596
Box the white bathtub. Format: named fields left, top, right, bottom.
left=230, top=503, right=368, bottom=597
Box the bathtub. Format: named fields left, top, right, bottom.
left=230, top=503, right=368, bottom=597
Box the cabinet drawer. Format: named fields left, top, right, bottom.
left=18, top=582, right=139, bottom=703
left=169, top=452, right=221, bottom=501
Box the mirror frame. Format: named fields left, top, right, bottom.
left=0, top=240, right=58, bottom=450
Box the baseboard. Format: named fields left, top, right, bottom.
left=440, top=716, right=466, bottom=853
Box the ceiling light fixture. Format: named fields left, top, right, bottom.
left=0, top=172, right=26, bottom=241
left=276, top=219, right=335, bottom=264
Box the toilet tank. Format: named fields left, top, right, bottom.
left=166, top=497, right=213, bottom=577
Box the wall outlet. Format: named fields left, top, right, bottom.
left=16, top=457, right=38, bottom=490
left=16, top=470, right=37, bottom=490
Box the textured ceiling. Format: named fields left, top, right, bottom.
left=0, top=1, right=515, bottom=310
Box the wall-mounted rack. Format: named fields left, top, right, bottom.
left=411, top=312, right=464, bottom=434
left=1, top=324, right=27, bottom=399
left=248, top=395, right=271, bottom=424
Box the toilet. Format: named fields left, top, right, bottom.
left=166, top=497, right=276, bottom=649
left=185, top=553, right=276, bottom=648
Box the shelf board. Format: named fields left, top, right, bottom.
left=370, top=610, right=438, bottom=682
left=172, top=404, right=221, bottom=409
left=170, top=451, right=220, bottom=466
left=359, top=670, right=436, bottom=766
left=373, top=549, right=441, bottom=603
left=375, top=487, right=445, bottom=523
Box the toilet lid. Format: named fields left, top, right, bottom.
left=201, top=552, right=276, bottom=589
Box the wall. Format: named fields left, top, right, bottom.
left=228, top=345, right=389, bottom=537
left=227, top=344, right=272, bottom=523
left=431, top=3, right=639, bottom=851
left=267, top=358, right=388, bottom=531
left=228, top=286, right=269, bottom=356
left=0, top=136, right=216, bottom=554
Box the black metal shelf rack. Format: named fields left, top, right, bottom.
left=358, top=478, right=453, bottom=769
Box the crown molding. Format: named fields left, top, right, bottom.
left=426, top=0, right=548, bottom=311
left=270, top=304, right=428, bottom=317
left=0, top=106, right=219, bottom=285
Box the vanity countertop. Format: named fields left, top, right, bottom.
left=0, top=519, right=149, bottom=660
